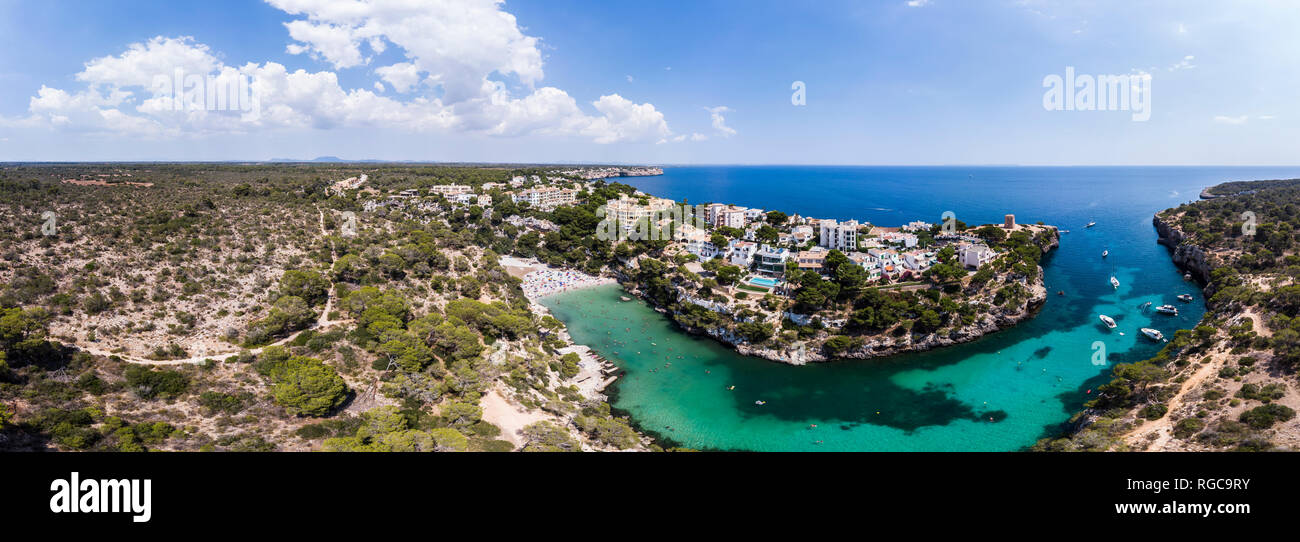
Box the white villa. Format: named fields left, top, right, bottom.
left=727, top=240, right=759, bottom=268
left=791, top=224, right=815, bottom=245
left=678, top=226, right=719, bottom=260
left=755, top=244, right=791, bottom=276
left=880, top=231, right=919, bottom=248
left=958, top=243, right=996, bottom=269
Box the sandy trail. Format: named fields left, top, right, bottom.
left=1122, top=345, right=1227, bottom=450
left=480, top=385, right=552, bottom=450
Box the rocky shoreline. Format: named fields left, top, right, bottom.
left=1153, top=213, right=1215, bottom=292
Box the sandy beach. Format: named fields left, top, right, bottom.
left=499, top=255, right=615, bottom=298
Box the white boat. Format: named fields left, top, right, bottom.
left=1099, top=315, right=1117, bottom=329
left=1156, top=304, right=1178, bottom=315
left=1141, top=328, right=1165, bottom=341
left=754, top=400, right=766, bottom=406
left=1086, top=221, right=1097, bottom=228
left=1102, top=250, right=1109, bottom=258
left=1110, top=276, right=1120, bottom=289
left=1177, top=294, right=1193, bottom=302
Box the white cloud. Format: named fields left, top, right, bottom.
left=1213, top=115, right=1249, bottom=125
left=77, top=36, right=220, bottom=88
left=9, top=0, right=680, bottom=144
left=707, top=106, right=736, bottom=137
left=1168, top=55, right=1195, bottom=72
left=583, top=94, right=671, bottom=144
left=375, top=62, right=422, bottom=93
left=906, top=0, right=931, bottom=7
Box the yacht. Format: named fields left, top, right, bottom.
left=1086, top=221, right=1097, bottom=228
left=1099, top=315, right=1117, bottom=329
left=1141, top=328, right=1165, bottom=341
left=1110, top=276, right=1120, bottom=289
left=1177, top=294, right=1193, bottom=302
left=1156, top=304, right=1179, bottom=315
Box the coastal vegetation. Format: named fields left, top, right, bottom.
left=0, top=163, right=647, bottom=452
left=1040, top=178, right=1300, bottom=451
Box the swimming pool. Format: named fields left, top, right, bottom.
left=748, top=276, right=780, bottom=288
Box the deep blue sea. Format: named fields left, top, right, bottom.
left=542, top=166, right=1300, bottom=451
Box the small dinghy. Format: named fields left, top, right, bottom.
left=754, top=400, right=766, bottom=406
left=1099, top=315, right=1117, bottom=329
left=1110, top=276, right=1120, bottom=289
left=1102, top=250, right=1109, bottom=258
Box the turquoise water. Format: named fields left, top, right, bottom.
left=542, top=166, right=1300, bottom=451
left=748, top=276, right=780, bottom=288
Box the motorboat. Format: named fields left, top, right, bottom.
left=754, top=400, right=766, bottom=406
left=1177, top=294, right=1193, bottom=302
left=1086, top=221, right=1097, bottom=228
left=1102, top=250, right=1109, bottom=258
left=1110, top=276, right=1120, bottom=289
left=1156, top=304, right=1179, bottom=315
left=1141, top=328, right=1165, bottom=341
left=1099, top=315, right=1117, bottom=329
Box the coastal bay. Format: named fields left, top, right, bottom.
left=540, top=166, right=1300, bottom=451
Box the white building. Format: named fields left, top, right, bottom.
left=755, top=244, right=791, bottom=276
left=881, top=231, right=919, bottom=248
left=958, top=244, right=996, bottom=269
left=512, top=186, right=576, bottom=210
left=716, top=207, right=749, bottom=229
left=791, top=225, right=815, bottom=245
left=904, top=252, right=932, bottom=271
left=680, top=228, right=719, bottom=260
left=819, top=219, right=859, bottom=251
left=744, top=208, right=766, bottom=221
left=727, top=240, right=759, bottom=268
left=429, top=184, right=473, bottom=197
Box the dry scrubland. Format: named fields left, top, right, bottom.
left=0, top=163, right=647, bottom=452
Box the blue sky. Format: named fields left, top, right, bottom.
left=1, top=0, right=1297, bottom=164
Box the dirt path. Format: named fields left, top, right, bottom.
left=1122, top=345, right=1227, bottom=450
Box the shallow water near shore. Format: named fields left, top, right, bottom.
left=542, top=166, right=1300, bottom=451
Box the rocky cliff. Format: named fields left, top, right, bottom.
left=1153, top=214, right=1214, bottom=291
